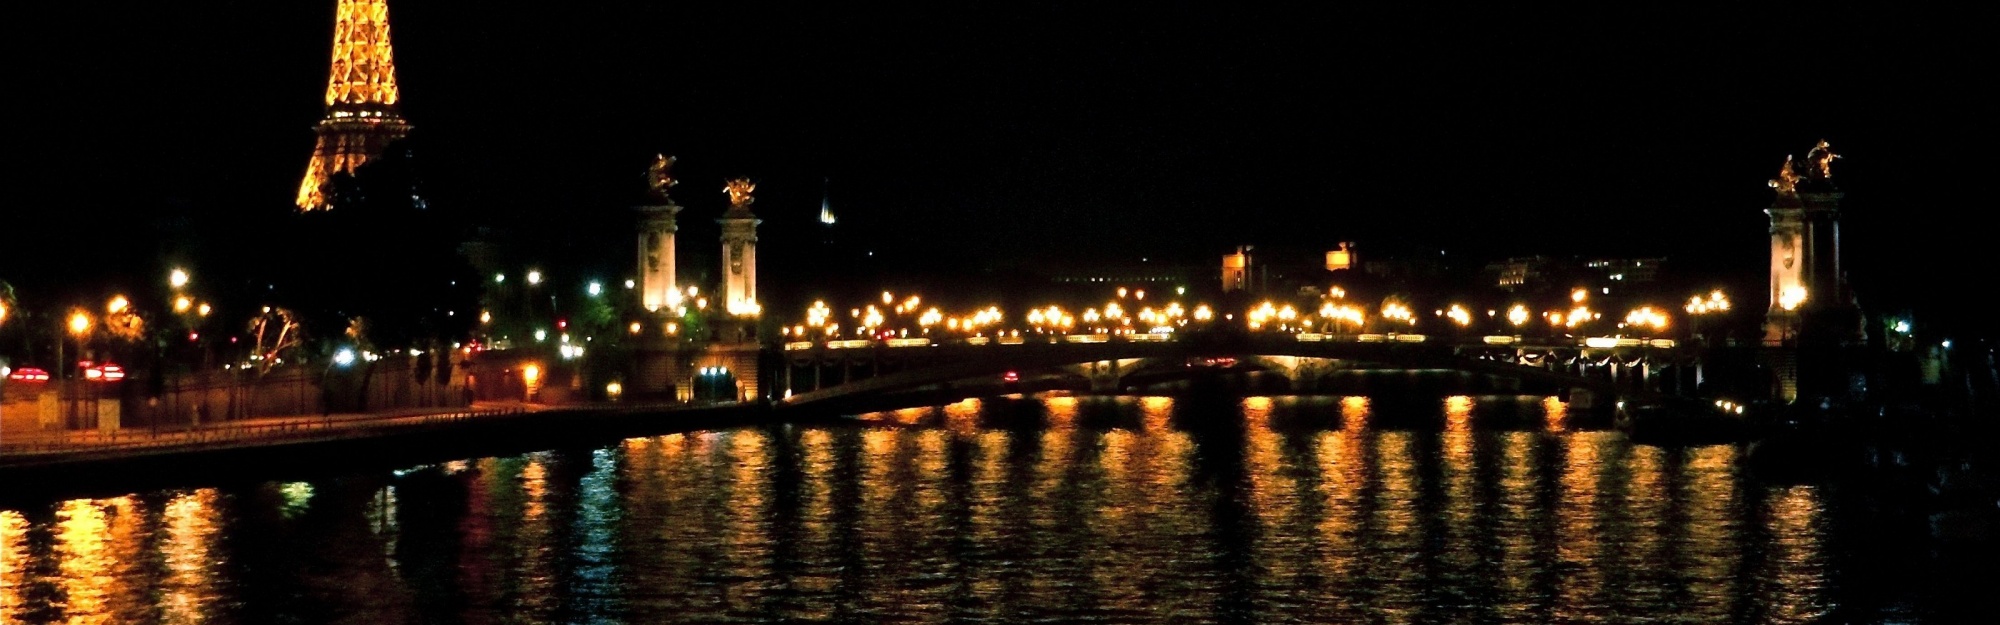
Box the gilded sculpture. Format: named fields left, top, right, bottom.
left=1805, top=139, right=1840, bottom=180
left=725, top=178, right=756, bottom=208
left=646, top=154, right=678, bottom=201
left=1768, top=155, right=1801, bottom=196
left=1768, top=139, right=1839, bottom=200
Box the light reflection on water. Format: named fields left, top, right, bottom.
left=0, top=394, right=1941, bottom=623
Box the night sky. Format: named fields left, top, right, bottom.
left=7, top=3, right=1981, bottom=327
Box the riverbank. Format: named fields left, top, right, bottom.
left=0, top=400, right=801, bottom=507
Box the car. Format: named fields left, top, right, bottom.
left=6, top=367, right=51, bottom=382
left=82, top=363, right=127, bottom=381
left=1002, top=371, right=1020, bottom=383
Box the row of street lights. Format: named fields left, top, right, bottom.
left=783, top=287, right=1737, bottom=340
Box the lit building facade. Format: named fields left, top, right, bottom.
left=1324, top=242, right=1356, bottom=272
left=1221, top=246, right=1250, bottom=293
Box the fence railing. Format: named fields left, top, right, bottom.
left=0, top=406, right=529, bottom=457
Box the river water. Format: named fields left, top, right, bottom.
left=0, top=394, right=1961, bottom=623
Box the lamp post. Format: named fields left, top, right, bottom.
left=1682, top=290, right=1732, bottom=394
left=66, top=310, right=91, bottom=435
left=0, top=361, right=8, bottom=450
left=327, top=347, right=358, bottom=424
left=1, top=300, right=9, bottom=448
left=1684, top=289, right=1731, bottom=347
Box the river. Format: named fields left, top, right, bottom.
left=0, top=394, right=1962, bottom=623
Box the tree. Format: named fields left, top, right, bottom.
left=268, top=136, right=477, bottom=357
left=248, top=307, right=304, bottom=375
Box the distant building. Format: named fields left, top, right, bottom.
left=1220, top=247, right=1250, bottom=292
left=1585, top=257, right=1665, bottom=284
left=1488, top=256, right=1551, bottom=290
left=1363, top=256, right=1447, bottom=282
left=1483, top=256, right=1665, bottom=292
left=1051, top=263, right=1203, bottom=285
left=1324, top=242, right=1356, bottom=272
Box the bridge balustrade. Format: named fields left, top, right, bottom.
left=781, top=332, right=1681, bottom=352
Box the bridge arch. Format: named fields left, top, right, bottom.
left=777, top=337, right=1656, bottom=411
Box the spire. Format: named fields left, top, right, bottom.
left=818, top=177, right=837, bottom=225
left=325, top=0, right=401, bottom=112
left=296, top=0, right=412, bottom=211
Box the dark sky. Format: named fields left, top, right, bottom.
left=6, top=3, right=1981, bottom=319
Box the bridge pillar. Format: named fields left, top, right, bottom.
left=1761, top=349, right=1800, bottom=404
left=689, top=343, right=763, bottom=403
left=1568, top=387, right=1601, bottom=412
left=1086, top=360, right=1122, bottom=393
left=631, top=339, right=692, bottom=401
left=1288, top=358, right=1317, bottom=392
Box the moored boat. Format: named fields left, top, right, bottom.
left=1616, top=396, right=1749, bottom=446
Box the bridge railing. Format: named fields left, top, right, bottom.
left=783, top=333, right=1679, bottom=351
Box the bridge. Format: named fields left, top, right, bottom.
left=774, top=331, right=1692, bottom=411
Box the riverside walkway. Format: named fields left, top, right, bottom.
left=0, top=403, right=535, bottom=462
left=0, top=400, right=725, bottom=467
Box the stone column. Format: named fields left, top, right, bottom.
left=637, top=203, right=682, bottom=312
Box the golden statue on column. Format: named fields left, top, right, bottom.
left=724, top=178, right=757, bottom=209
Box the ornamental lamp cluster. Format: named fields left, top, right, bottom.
left=1247, top=301, right=1300, bottom=331
left=1318, top=302, right=1365, bottom=331
left=1685, top=290, right=1731, bottom=315
left=1380, top=302, right=1416, bottom=326
left=1443, top=304, right=1473, bottom=327
left=1623, top=306, right=1670, bottom=333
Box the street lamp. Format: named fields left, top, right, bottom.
left=66, top=309, right=92, bottom=432
left=1778, top=286, right=1807, bottom=312
left=1, top=305, right=8, bottom=446
left=169, top=268, right=190, bottom=289
left=68, top=310, right=91, bottom=338
left=1684, top=289, right=1730, bottom=345
left=1623, top=306, right=1670, bottom=335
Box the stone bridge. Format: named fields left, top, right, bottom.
left=775, top=332, right=1693, bottom=411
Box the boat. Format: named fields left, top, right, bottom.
left=1615, top=396, right=1748, bottom=446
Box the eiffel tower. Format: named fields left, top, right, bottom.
left=295, top=0, right=411, bottom=211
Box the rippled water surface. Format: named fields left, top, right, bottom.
left=0, top=395, right=1954, bottom=623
